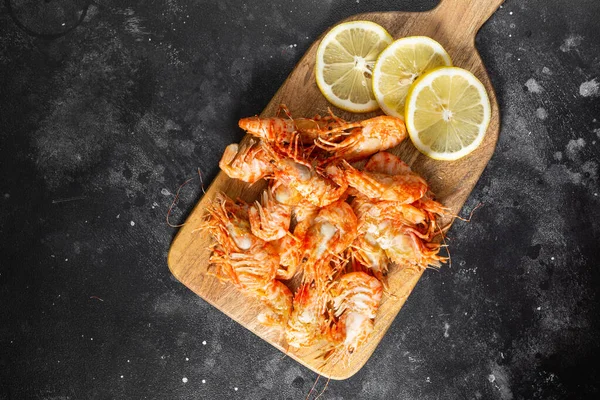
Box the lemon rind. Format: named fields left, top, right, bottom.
left=405, top=66, right=491, bottom=161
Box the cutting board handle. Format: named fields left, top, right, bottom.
left=431, top=0, right=504, bottom=40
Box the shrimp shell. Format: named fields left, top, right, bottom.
left=341, top=159, right=428, bottom=204
left=248, top=189, right=292, bottom=241
left=300, top=200, right=358, bottom=288
left=315, top=116, right=407, bottom=162
left=219, top=139, right=274, bottom=183
left=328, top=272, right=383, bottom=354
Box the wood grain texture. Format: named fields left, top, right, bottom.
left=168, top=0, right=503, bottom=380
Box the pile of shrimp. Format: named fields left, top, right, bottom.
left=204, top=106, right=448, bottom=360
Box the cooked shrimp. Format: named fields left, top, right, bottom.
left=340, top=159, right=428, bottom=204
left=350, top=234, right=390, bottom=281
left=205, top=193, right=292, bottom=325
left=363, top=151, right=412, bottom=175
left=257, top=280, right=293, bottom=326
left=300, top=200, right=358, bottom=287
left=374, top=220, right=446, bottom=270
left=349, top=194, right=444, bottom=276
left=248, top=189, right=292, bottom=241
left=219, top=139, right=274, bottom=183
left=268, top=152, right=348, bottom=207
left=205, top=194, right=277, bottom=285
left=328, top=272, right=383, bottom=354
left=204, top=193, right=254, bottom=253
left=315, top=116, right=407, bottom=162
left=285, top=283, right=329, bottom=348
left=238, top=105, right=349, bottom=145
left=271, top=234, right=302, bottom=280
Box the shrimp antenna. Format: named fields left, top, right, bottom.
left=453, top=202, right=483, bottom=222
left=166, top=175, right=199, bottom=228
left=305, top=373, right=321, bottom=400
left=313, top=376, right=332, bottom=400
left=434, top=219, right=451, bottom=269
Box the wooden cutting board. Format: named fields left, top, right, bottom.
left=168, top=0, right=503, bottom=380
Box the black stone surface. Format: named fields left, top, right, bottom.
left=1, top=1, right=600, bottom=399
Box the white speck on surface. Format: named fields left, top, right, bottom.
left=537, top=306, right=541, bottom=310
left=130, top=221, right=135, bottom=226
left=121, top=375, right=124, bottom=378
left=489, top=362, right=514, bottom=399
left=182, top=377, right=188, bottom=383
left=161, top=188, right=171, bottom=196
left=509, top=11, right=513, bottom=15
left=65, top=258, right=68, bottom=262
left=426, top=377, right=431, bottom=383
left=579, top=79, right=599, bottom=97
left=542, top=66, right=552, bottom=75
left=127, top=359, right=130, bottom=363
left=234, top=387, right=238, bottom=391
left=185, top=357, right=189, bottom=361
left=90, top=337, right=93, bottom=341
left=536, top=108, right=548, bottom=120
left=116, top=214, right=120, bottom=219
left=566, top=138, right=586, bottom=160
left=551, top=256, right=555, bottom=260
left=525, top=78, right=543, bottom=93
left=202, top=379, right=206, bottom=384
left=202, top=340, right=207, bottom=345
left=560, top=34, right=583, bottom=52
left=443, top=322, right=450, bottom=338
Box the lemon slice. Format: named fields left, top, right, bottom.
left=315, top=21, right=392, bottom=113
left=372, top=36, right=452, bottom=119
left=405, top=67, right=491, bottom=161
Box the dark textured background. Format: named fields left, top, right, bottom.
left=1, top=0, right=600, bottom=399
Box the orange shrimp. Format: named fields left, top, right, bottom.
left=350, top=234, right=390, bottom=281
left=248, top=189, right=292, bottom=241
left=270, top=202, right=321, bottom=280
left=300, top=200, right=358, bottom=288
left=328, top=272, right=383, bottom=354
left=257, top=280, right=294, bottom=326
left=262, top=193, right=321, bottom=281
left=285, top=283, right=329, bottom=349
left=363, top=150, right=412, bottom=175
left=340, top=159, right=428, bottom=204
left=315, top=116, right=407, bottom=162
left=373, top=220, right=446, bottom=270
left=271, top=234, right=302, bottom=280
left=204, top=193, right=292, bottom=325
left=219, top=139, right=274, bottom=183
left=264, top=144, right=348, bottom=206
left=348, top=194, right=445, bottom=277
left=238, top=105, right=349, bottom=145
